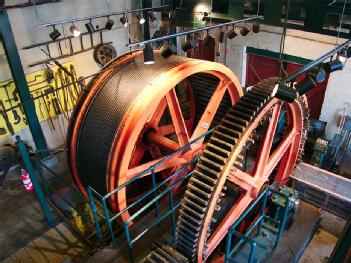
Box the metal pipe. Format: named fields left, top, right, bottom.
left=282, top=38, right=351, bottom=84
left=127, top=16, right=261, bottom=48
left=36, top=5, right=169, bottom=28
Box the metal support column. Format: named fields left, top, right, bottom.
left=0, top=10, right=47, bottom=155
left=142, top=0, right=152, bottom=40
left=16, top=136, right=54, bottom=226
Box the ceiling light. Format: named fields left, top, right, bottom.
left=181, top=39, right=197, bottom=52
left=309, top=68, right=326, bottom=83
left=337, top=49, right=349, bottom=65
left=120, top=16, right=128, bottom=27
left=275, top=83, right=297, bottom=103
left=49, top=26, right=61, bottom=41
left=253, top=22, right=260, bottom=33
left=160, top=42, right=177, bottom=58
left=143, top=45, right=155, bottom=65
left=85, top=20, right=94, bottom=33
left=105, top=18, right=114, bottom=30
left=295, top=74, right=316, bottom=96
left=136, top=14, right=145, bottom=24
left=325, top=59, right=343, bottom=73
left=70, top=24, right=80, bottom=37
left=204, top=34, right=215, bottom=47
left=295, top=67, right=326, bottom=96
left=227, top=28, right=237, bottom=39
left=240, top=26, right=250, bottom=36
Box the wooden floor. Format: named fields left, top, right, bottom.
left=1, top=223, right=87, bottom=263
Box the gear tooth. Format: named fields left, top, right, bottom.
left=175, top=78, right=307, bottom=262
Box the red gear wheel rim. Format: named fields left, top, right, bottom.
left=199, top=94, right=304, bottom=262
left=69, top=51, right=244, bottom=223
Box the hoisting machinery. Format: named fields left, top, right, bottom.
left=67, top=51, right=308, bottom=262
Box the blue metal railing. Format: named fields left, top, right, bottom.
left=87, top=128, right=215, bottom=262
left=16, top=136, right=98, bottom=240
left=225, top=188, right=291, bottom=263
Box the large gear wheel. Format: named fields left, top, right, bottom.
left=175, top=78, right=307, bottom=262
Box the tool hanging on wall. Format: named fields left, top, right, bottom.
left=0, top=100, right=14, bottom=135
left=37, top=90, right=55, bottom=132
left=69, top=65, right=81, bottom=97
left=2, top=83, right=21, bottom=125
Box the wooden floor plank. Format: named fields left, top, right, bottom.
left=46, top=226, right=83, bottom=258
left=13, top=248, right=34, bottom=263
left=24, top=242, right=50, bottom=263
left=55, top=223, right=86, bottom=253
left=31, top=234, right=67, bottom=263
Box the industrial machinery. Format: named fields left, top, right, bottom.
left=67, top=51, right=308, bottom=262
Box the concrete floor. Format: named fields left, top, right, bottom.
left=0, top=167, right=50, bottom=260
left=0, top=163, right=348, bottom=262
left=299, top=229, right=338, bottom=263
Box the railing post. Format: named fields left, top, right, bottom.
left=124, top=222, right=134, bottom=263
left=225, top=229, right=233, bottom=262
left=101, top=198, right=117, bottom=248
left=257, top=189, right=268, bottom=236
left=248, top=242, right=257, bottom=263
left=16, top=136, right=54, bottom=226
left=168, top=190, right=176, bottom=237
left=151, top=167, right=159, bottom=217
left=87, top=188, right=103, bottom=242
left=274, top=196, right=290, bottom=248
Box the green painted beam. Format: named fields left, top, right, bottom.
left=228, top=0, right=244, bottom=19
left=0, top=10, right=47, bottom=155
left=264, top=0, right=284, bottom=26
left=246, top=46, right=313, bottom=65
left=142, top=0, right=152, bottom=40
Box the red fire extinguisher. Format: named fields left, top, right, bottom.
left=21, top=169, right=33, bottom=191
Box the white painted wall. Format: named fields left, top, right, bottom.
left=223, top=24, right=350, bottom=139
left=0, top=0, right=139, bottom=149
left=1, top=3, right=349, bottom=148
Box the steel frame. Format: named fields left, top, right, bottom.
left=0, top=10, right=47, bottom=155
left=225, top=187, right=292, bottom=263
left=87, top=129, right=216, bottom=263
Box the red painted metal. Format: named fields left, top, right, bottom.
left=109, top=59, right=243, bottom=222
left=70, top=51, right=244, bottom=223
left=199, top=97, right=304, bottom=261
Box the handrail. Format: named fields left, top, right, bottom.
left=225, top=187, right=292, bottom=263
left=87, top=128, right=216, bottom=262
left=103, top=128, right=215, bottom=199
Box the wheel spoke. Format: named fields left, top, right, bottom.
left=129, top=145, right=146, bottom=168
left=146, top=131, right=180, bottom=152
left=191, top=81, right=228, bottom=143
left=149, top=98, right=167, bottom=126
left=158, top=119, right=194, bottom=136
left=126, top=155, right=187, bottom=181
left=227, top=168, right=256, bottom=192
left=166, top=88, right=189, bottom=147
left=265, top=129, right=298, bottom=176
left=252, top=103, right=281, bottom=177
left=206, top=194, right=253, bottom=259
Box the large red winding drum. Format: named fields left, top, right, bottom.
left=67, top=51, right=243, bottom=222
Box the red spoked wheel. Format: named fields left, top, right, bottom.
left=68, top=51, right=243, bottom=222
left=175, top=78, right=308, bottom=262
